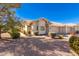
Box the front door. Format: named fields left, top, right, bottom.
left=27, top=26, right=31, bottom=35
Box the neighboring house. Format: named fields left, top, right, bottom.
left=22, top=18, right=79, bottom=36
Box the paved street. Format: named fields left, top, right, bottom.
left=0, top=36, right=76, bottom=56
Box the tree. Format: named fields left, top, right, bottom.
left=0, top=16, right=3, bottom=39
left=0, top=4, right=21, bottom=39
left=5, top=7, right=22, bottom=39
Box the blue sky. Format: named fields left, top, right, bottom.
left=16, top=3, right=79, bottom=24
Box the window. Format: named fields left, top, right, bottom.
left=40, top=26, right=45, bottom=31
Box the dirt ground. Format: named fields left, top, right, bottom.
left=0, top=36, right=75, bottom=56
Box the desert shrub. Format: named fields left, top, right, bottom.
left=28, top=31, right=31, bottom=36
left=69, top=36, right=79, bottom=55
left=24, top=30, right=28, bottom=35
left=34, top=32, right=38, bottom=35
left=58, top=35, right=64, bottom=39
left=10, top=28, right=20, bottom=39
left=76, top=31, right=79, bottom=34
left=49, top=32, right=56, bottom=38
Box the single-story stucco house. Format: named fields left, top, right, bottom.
left=21, top=17, right=79, bottom=36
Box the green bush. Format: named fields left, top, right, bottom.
left=69, top=36, right=77, bottom=44
left=69, top=36, right=79, bottom=55
left=11, top=32, right=20, bottom=39
left=10, top=28, right=20, bottom=39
